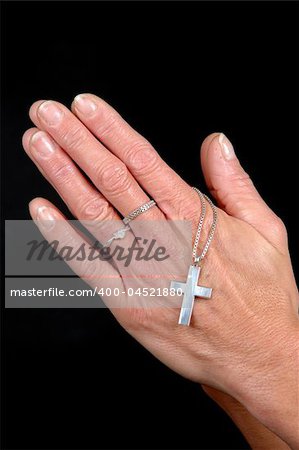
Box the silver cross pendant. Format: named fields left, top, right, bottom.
left=170, top=265, right=212, bottom=326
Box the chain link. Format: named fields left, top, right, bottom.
left=192, top=187, right=218, bottom=264
left=191, top=188, right=206, bottom=261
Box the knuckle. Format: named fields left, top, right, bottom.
left=77, top=196, right=111, bottom=221
left=95, top=112, right=118, bottom=138
left=95, top=161, right=130, bottom=194
left=51, top=162, right=76, bottom=183
left=60, top=125, right=89, bottom=151
left=271, top=215, right=288, bottom=239
left=230, top=171, right=254, bottom=190
left=126, top=141, right=159, bottom=174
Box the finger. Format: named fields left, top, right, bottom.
left=28, top=197, right=121, bottom=285
left=28, top=100, right=164, bottom=221
left=23, top=128, right=118, bottom=222
left=23, top=128, right=117, bottom=237
left=71, top=93, right=198, bottom=220
left=200, top=133, right=288, bottom=249
left=22, top=128, right=135, bottom=251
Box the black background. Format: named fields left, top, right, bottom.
left=2, top=1, right=298, bottom=449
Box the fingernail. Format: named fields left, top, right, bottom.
left=218, top=133, right=235, bottom=161
left=38, top=101, right=63, bottom=126
left=36, top=206, right=56, bottom=230
left=30, top=131, right=56, bottom=158
left=74, top=94, right=97, bottom=116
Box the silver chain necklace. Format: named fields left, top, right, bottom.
left=170, top=187, right=218, bottom=326
left=192, top=187, right=218, bottom=264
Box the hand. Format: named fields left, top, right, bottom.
left=22, top=94, right=299, bottom=447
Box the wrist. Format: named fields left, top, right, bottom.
left=233, top=322, right=298, bottom=448
left=202, top=386, right=291, bottom=450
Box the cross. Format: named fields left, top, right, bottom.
left=170, top=265, right=212, bottom=326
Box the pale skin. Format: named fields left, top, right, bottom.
left=22, top=94, right=298, bottom=449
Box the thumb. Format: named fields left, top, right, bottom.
left=200, top=133, right=287, bottom=249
